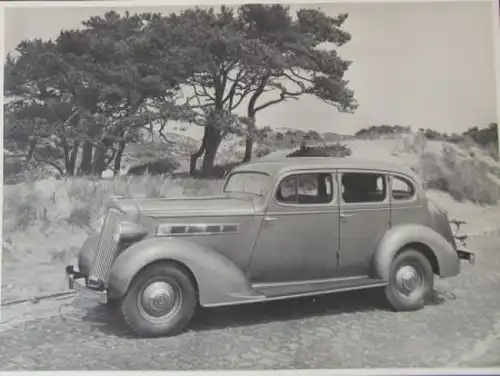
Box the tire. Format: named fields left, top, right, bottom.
left=385, top=248, right=434, bottom=311
left=120, top=262, right=198, bottom=338
left=104, top=299, right=119, bottom=308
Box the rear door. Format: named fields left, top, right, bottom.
left=337, top=170, right=391, bottom=277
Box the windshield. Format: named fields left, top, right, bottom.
left=223, top=172, right=271, bottom=197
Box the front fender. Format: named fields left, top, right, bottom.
left=372, top=224, right=460, bottom=280
left=77, top=233, right=100, bottom=276
left=107, top=237, right=258, bottom=306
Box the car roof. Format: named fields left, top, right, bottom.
left=232, top=156, right=420, bottom=181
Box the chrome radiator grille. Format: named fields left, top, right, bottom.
left=88, top=208, right=125, bottom=287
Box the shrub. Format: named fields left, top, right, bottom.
left=254, top=144, right=273, bottom=158
left=287, top=142, right=352, bottom=158
left=355, top=125, right=411, bottom=139
left=126, top=156, right=181, bottom=176
left=418, top=146, right=499, bottom=205
left=3, top=156, right=29, bottom=185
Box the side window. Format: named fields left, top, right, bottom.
left=391, top=175, right=415, bottom=200
left=341, top=172, right=387, bottom=203
left=276, top=173, right=334, bottom=204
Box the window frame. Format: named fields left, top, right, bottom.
left=222, top=170, right=272, bottom=197
left=273, top=170, right=337, bottom=208
left=338, top=169, right=390, bottom=206
left=389, top=173, right=418, bottom=203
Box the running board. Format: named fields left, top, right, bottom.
left=203, top=277, right=388, bottom=308
left=253, top=276, right=387, bottom=298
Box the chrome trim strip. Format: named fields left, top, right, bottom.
left=252, top=275, right=369, bottom=289
left=147, top=212, right=257, bottom=219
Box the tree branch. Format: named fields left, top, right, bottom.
left=222, top=69, right=247, bottom=106
left=254, top=87, right=306, bottom=114
left=247, top=75, right=270, bottom=116
left=32, top=152, right=65, bottom=176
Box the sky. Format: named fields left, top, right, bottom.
left=3, top=1, right=498, bottom=137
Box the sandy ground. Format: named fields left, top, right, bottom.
left=0, top=236, right=499, bottom=370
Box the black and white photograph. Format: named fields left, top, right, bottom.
left=1, top=0, right=500, bottom=371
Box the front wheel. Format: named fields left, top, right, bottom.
left=120, top=262, right=198, bottom=337
left=385, top=249, right=434, bottom=311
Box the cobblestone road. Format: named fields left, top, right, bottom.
left=1, top=238, right=499, bottom=370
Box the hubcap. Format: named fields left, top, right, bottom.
left=395, top=265, right=423, bottom=296
left=138, top=281, right=181, bottom=322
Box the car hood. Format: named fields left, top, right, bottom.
left=107, top=195, right=257, bottom=218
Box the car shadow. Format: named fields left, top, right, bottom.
left=80, top=287, right=450, bottom=338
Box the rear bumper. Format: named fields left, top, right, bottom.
left=65, top=265, right=108, bottom=304
left=457, top=249, right=475, bottom=265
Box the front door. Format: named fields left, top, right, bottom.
left=249, top=170, right=340, bottom=284
left=337, top=170, right=391, bottom=277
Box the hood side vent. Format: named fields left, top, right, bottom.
left=170, top=225, right=187, bottom=234
left=156, top=223, right=240, bottom=236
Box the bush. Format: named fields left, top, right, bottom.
left=254, top=144, right=273, bottom=158
left=126, top=156, right=181, bottom=176
left=287, top=142, right=352, bottom=158
left=355, top=125, right=411, bottom=139
left=418, top=146, right=499, bottom=205
left=3, top=156, right=29, bottom=184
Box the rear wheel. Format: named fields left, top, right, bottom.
left=385, top=249, right=434, bottom=311
left=120, top=262, right=198, bottom=337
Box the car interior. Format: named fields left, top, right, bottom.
left=341, top=173, right=387, bottom=203
left=277, top=173, right=333, bottom=204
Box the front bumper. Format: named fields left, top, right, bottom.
left=457, top=249, right=475, bottom=265
left=65, top=265, right=108, bottom=304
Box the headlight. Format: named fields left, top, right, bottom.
left=112, top=223, right=123, bottom=243
left=113, top=221, right=148, bottom=243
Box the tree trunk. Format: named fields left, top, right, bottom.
left=243, top=137, right=253, bottom=163
left=66, top=141, right=79, bottom=176
left=62, top=138, right=71, bottom=176
left=113, top=140, right=126, bottom=178
left=91, top=138, right=113, bottom=177
left=91, top=137, right=113, bottom=177
left=201, top=126, right=222, bottom=176
left=78, top=141, right=93, bottom=176
left=190, top=127, right=208, bottom=176
left=91, top=145, right=106, bottom=177
left=242, top=117, right=256, bottom=163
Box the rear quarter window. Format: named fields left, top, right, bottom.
left=391, top=175, right=416, bottom=200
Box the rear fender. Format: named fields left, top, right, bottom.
left=107, top=237, right=257, bottom=306
left=372, top=224, right=460, bottom=280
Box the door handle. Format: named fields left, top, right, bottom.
left=340, top=213, right=352, bottom=219
left=264, top=217, right=277, bottom=221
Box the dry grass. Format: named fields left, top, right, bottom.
left=417, top=146, right=499, bottom=205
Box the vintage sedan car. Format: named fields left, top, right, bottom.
left=66, top=157, right=475, bottom=337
